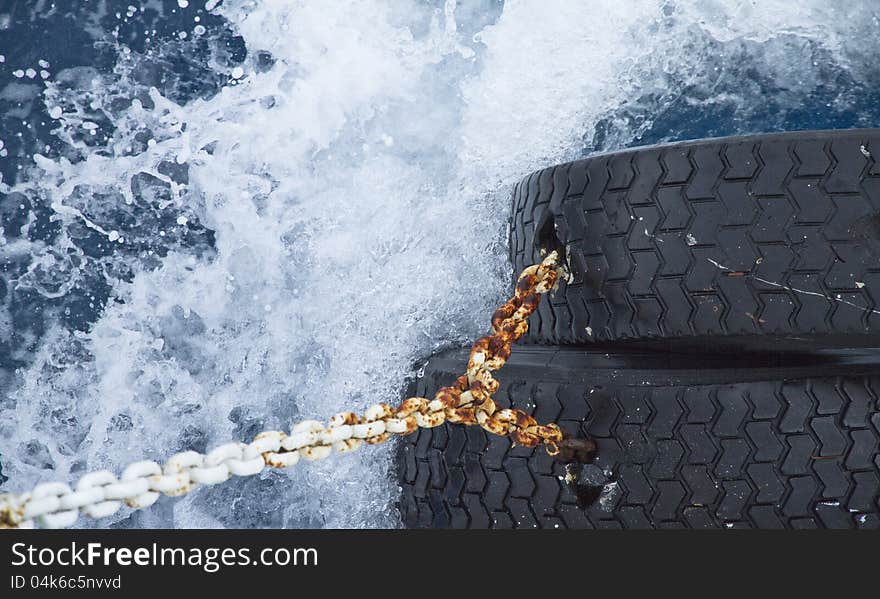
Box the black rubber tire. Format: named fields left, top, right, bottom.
left=511, top=128, right=880, bottom=351
left=397, top=346, right=880, bottom=529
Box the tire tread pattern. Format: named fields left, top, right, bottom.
left=398, top=352, right=880, bottom=529
left=510, top=129, right=880, bottom=347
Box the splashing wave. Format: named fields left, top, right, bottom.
left=0, top=0, right=878, bottom=527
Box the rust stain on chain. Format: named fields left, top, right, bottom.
left=256, top=251, right=587, bottom=462
left=0, top=499, right=24, bottom=529
left=416, top=251, right=569, bottom=454
left=0, top=251, right=595, bottom=528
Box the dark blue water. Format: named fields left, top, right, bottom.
left=0, top=1, right=237, bottom=376
left=0, top=0, right=240, bottom=484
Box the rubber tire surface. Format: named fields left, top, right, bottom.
left=511, top=129, right=880, bottom=351
left=398, top=346, right=880, bottom=529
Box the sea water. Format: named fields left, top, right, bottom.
left=0, top=0, right=879, bottom=528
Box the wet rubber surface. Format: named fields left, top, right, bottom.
left=513, top=129, right=880, bottom=352
left=399, top=346, right=880, bottom=529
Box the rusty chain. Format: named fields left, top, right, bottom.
left=0, top=251, right=592, bottom=529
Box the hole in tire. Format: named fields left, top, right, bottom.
left=534, top=210, right=585, bottom=284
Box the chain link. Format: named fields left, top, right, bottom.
left=0, top=251, right=571, bottom=529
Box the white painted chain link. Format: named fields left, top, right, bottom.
left=0, top=252, right=567, bottom=529
left=2, top=415, right=405, bottom=529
